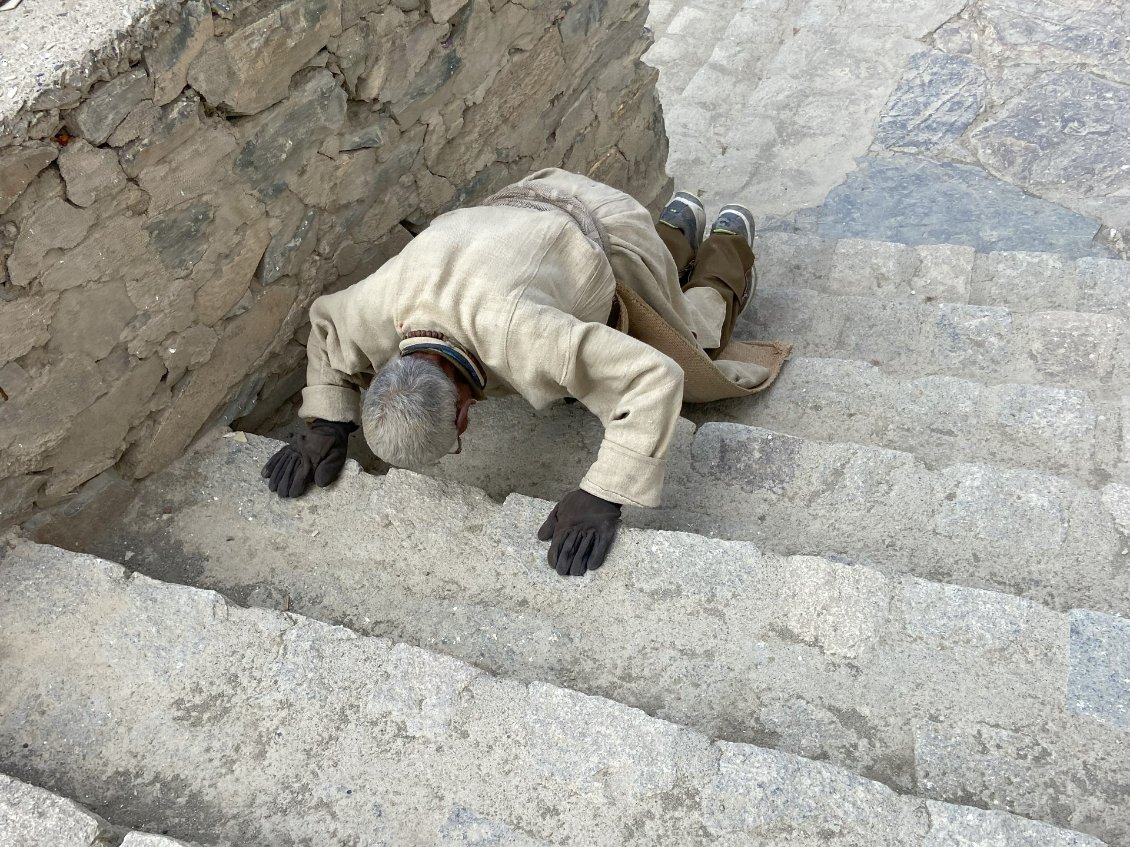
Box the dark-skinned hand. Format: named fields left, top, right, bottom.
left=537, top=488, right=621, bottom=576
left=262, top=419, right=357, bottom=498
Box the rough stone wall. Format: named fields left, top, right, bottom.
left=0, top=0, right=671, bottom=523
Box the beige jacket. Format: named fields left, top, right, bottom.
left=299, top=169, right=723, bottom=508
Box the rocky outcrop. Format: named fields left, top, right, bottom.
left=0, top=0, right=671, bottom=523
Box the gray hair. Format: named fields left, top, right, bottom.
left=361, top=355, right=458, bottom=469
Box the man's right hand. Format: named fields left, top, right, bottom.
left=261, top=419, right=356, bottom=498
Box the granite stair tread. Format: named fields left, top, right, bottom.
left=27, top=433, right=1130, bottom=844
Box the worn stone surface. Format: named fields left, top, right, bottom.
left=0, top=144, right=58, bottom=214
left=776, top=155, right=1113, bottom=258
left=0, top=772, right=200, bottom=847
left=971, top=70, right=1130, bottom=210
left=145, top=0, right=214, bottom=106
left=0, top=293, right=57, bottom=365
left=35, top=436, right=1127, bottom=843
left=682, top=357, right=1117, bottom=487
left=1067, top=609, right=1130, bottom=733
left=644, top=0, right=1130, bottom=253
left=187, top=0, right=343, bottom=115
left=0, top=538, right=1115, bottom=845
left=875, top=50, right=986, bottom=154
left=7, top=196, right=96, bottom=287
left=68, top=68, right=153, bottom=145
left=56, top=139, right=127, bottom=207
left=740, top=287, right=1129, bottom=398
left=0, top=772, right=111, bottom=847
left=125, top=285, right=296, bottom=479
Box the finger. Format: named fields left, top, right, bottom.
left=537, top=506, right=559, bottom=542
left=556, top=530, right=584, bottom=577
left=284, top=456, right=313, bottom=498
left=587, top=525, right=617, bottom=572
left=262, top=449, right=284, bottom=479
left=314, top=449, right=347, bottom=487
left=547, top=528, right=563, bottom=570
left=268, top=452, right=296, bottom=493
left=570, top=529, right=597, bottom=577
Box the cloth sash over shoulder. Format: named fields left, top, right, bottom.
left=483, top=182, right=791, bottom=404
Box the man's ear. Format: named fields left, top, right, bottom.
left=455, top=394, right=474, bottom=434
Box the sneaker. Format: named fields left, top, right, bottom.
left=711, top=204, right=755, bottom=247
left=658, top=191, right=706, bottom=252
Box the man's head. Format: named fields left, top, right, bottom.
left=361, top=353, right=474, bottom=469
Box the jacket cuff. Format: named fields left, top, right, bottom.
left=580, top=439, right=666, bottom=508
left=299, top=385, right=361, bottom=425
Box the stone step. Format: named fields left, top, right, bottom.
left=0, top=772, right=198, bottom=847
left=688, top=357, right=1126, bottom=488
left=755, top=232, right=1130, bottom=317
left=30, top=433, right=1130, bottom=844
left=417, top=401, right=1129, bottom=617
left=3, top=544, right=1107, bottom=847
left=743, top=286, right=1129, bottom=399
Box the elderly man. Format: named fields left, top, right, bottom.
left=262, top=169, right=774, bottom=576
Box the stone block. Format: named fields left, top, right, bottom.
left=970, top=251, right=1080, bottom=312
left=702, top=743, right=921, bottom=843
left=827, top=238, right=918, bottom=297
left=931, top=303, right=1014, bottom=376
left=145, top=0, right=214, bottom=106
left=1103, top=484, right=1130, bottom=537
left=751, top=232, right=835, bottom=291
left=118, top=91, right=203, bottom=178
left=1024, top=311, right=1122, bottom=384
left=923, top=801, right=1104, bottom=847
left=137, top=128, right=239, bottom=216
left=0, top=356, right=106, bottom=473
left=260, top=204, right=319, bottom=284
left=779, top=555, right=890, bottom=658
left=436, top=808, right=541, bottom=847
left=161, top=324, right=219, bottom=386
left=972, top=70, right=1130, bottom=203
left=120, top=834, right=198, bottom=847
left=0, top=473, right=45, bottom=523
left=126, top=284, right=297, bottom=478
left=876, top=50, right=986, bottom=154
left=107, top=101, right=162, bottom=148
left=904, top=579, right=1065, bottom=668
left=194, top=215, right=272, bottom=324
left=233, top=69, right=347, bottom=200
left=0, top=773, right=112, bottom=847
left=527, top=682, right=677, bottom=797
left=42, top=356, right=168, bottom=499
left=68, top=68, right=153, bottom=145
left=1076, top=257, right=1130, bottom=317
left=57, top=139, right=127, bottom=207
left=6, top=196, right=96, bottom=286
left=0, top=143, right=58, bottom=213
left=48, top=281, right=135, bottom=361
left=365, top=642, right=479, bottom=739
left=909, top=243, right=974, bottom=303
left=0, top=292, right=57, bottom=364
left=1067, top=609, right=1130, bottom=733
left=793, top=154, right=1112, bottom=259
left=188, top=0, right=343, bottom=115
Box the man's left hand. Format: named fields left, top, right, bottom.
left=537, top=489, right=621, bottom=576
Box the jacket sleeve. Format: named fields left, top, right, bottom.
left=297, top=293, right=369, bottom=425
left=562, top=320, right=685, bottom=508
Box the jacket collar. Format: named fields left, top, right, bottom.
left=398, top=331, right=487, bottom=400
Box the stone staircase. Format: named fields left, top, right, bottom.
left=3, top=231, right=1128, bottom=845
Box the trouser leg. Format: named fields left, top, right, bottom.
left=683, top=233, right=756, bottom=358
left=656, top=223, right=695, bottom=279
